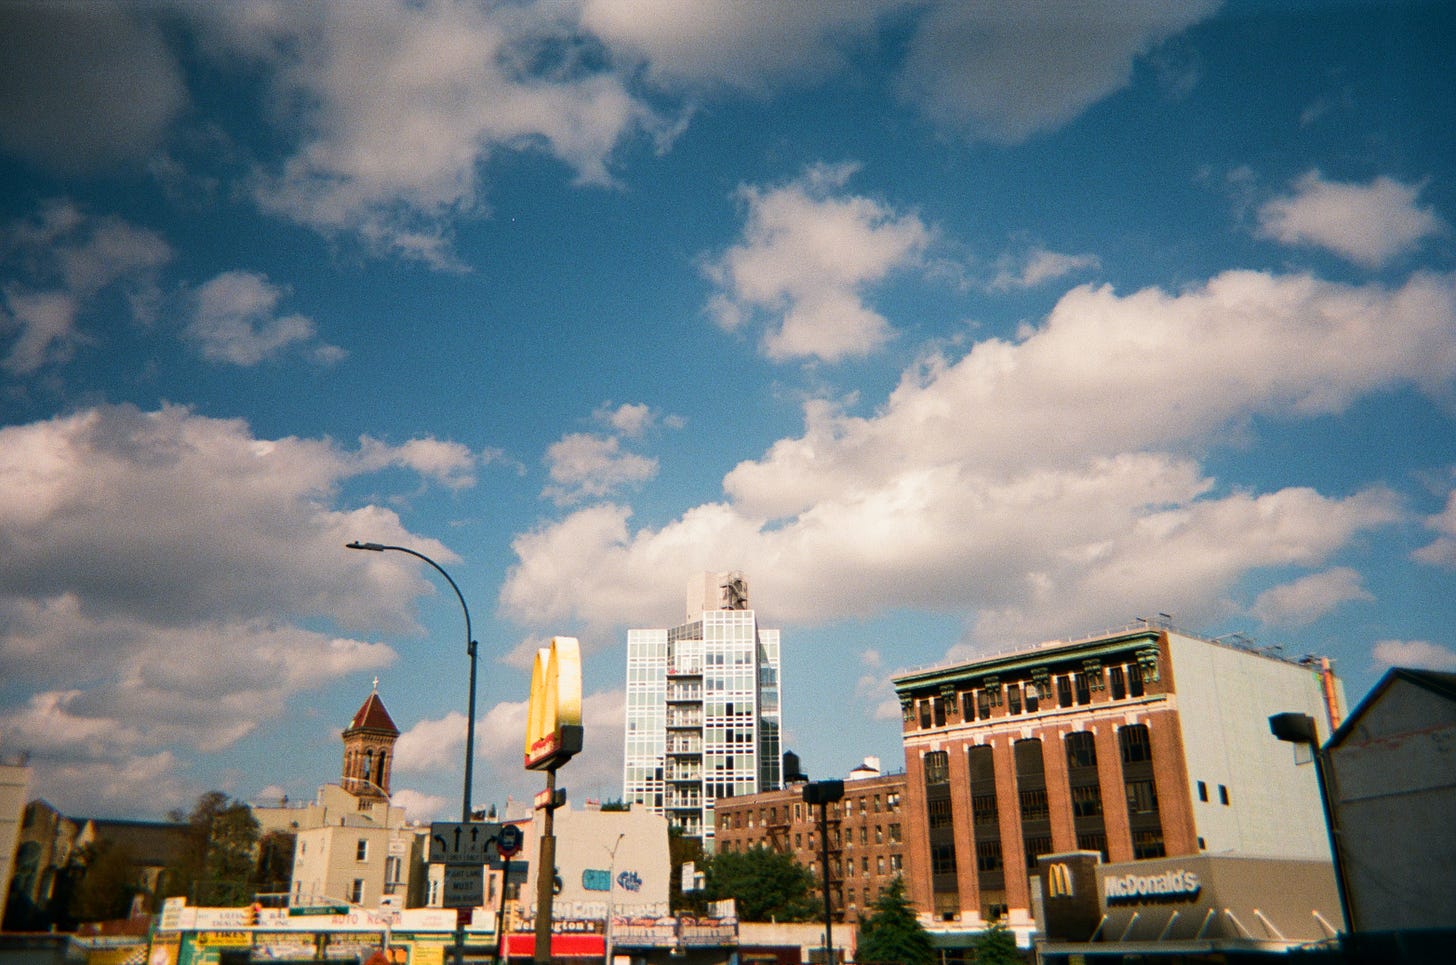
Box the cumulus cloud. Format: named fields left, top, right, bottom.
left=1250, top=567, right=1374, bottom=627
left=0, top=4, right=187, bottom=171
left=501, top=268, right=1451, bottom=649
left=1414, top=490, right=1456, bottom=566
left=581, top=0, right=896, bottom=93
left=0, top=404, right=480, bottom=814
left=704, top=163, right=930, bottom=362
left=1, top=202, right=171, bottom=375
left=543, top=433, right=658, bottom=506
left=1258, top=171, right=1446, bottom=268
left=1372, top=639, right=1456, bottom=672
left=897, top=0, right=1219, bottom=143
left=190, top=2, right=659, bottom=267
left=189, top=270, right=344, bottom=366
left=989, top=247, right=1101, bottom=292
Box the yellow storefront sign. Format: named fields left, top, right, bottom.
left=195, top=931, right=251, bottom=947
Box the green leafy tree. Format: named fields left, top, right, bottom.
left=161, top=791, right=260, bottom=905
left=254, top=830, right=296, bottom=898
left=971, top=919, right=1021, bottom=964
left=855, top=876, right=933, bottom=965
left=69, top=839, right=140, bottom=922
left=668, top=826, right=707, bottom=915
left=704, top=846, right=817, bottom=922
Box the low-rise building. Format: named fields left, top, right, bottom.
left=892, top=621, right=1343, bottom=951
left=714, top=759, right=907, bottom=923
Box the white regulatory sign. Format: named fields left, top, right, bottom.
left=442, top=865, right=485, bottom=909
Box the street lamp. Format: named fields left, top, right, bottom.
left=604, top=832, right=625, bottom=965
left=803, top=779, right=844, bottom=965
left=347, top=540, right=479, bottom=824
left=1269, top=712, right=1354, bottom=936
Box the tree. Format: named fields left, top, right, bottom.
left=668, top=826, right=707, bottom=916
left=69, top=839, right=140, bottom=922
left=704, top=846, right=817, bottom=922
left=254, top=830, right=296, bottom=898
left=855, top=876, right=933, bottom=965
left=971, top=919, right=1021, bottom=964
left=161, top=791, right=260, bottom=905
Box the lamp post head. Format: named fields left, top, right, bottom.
left=347, top=541, right=387, bottom=552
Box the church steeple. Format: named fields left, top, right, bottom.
left=341, top=682, right=399, bottom=801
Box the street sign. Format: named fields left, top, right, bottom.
left=443, top=865, right=485, bottom=909
left=497, top=823, right=523, bottom=857
left=430, top=821, right=509, bottom=865
left=288, top=904, right=349, bottom=917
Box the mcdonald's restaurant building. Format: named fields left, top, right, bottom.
left=892, top=624, right=1344, bottom=957
left=1034, top=851, right=1342, bottom=959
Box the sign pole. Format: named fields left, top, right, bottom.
left=534, top=768, right=558, bottom=965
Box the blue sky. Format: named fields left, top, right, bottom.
left=1, top=0, right=1453, bottom=823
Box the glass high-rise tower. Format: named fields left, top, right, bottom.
left=623, top=572, right=782, bottom=844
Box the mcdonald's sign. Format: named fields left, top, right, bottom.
left=1047, top=862, right=1075, bottom=899
left=524, top=636, right=584, bottom=771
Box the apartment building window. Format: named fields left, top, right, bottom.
left=934, top=697, right=947, bottom=727
left=1132, top=828, right=1166, bottom=860
left=889, top=853, right=902, bottom=872
left=888, top=823, right=902, bottom=843
left=1197, top=781, right=1208, bottom=802
left=977, top=690, right=991, bottom=719
left=1020, top=787, right=1049, bottom=822
left=1071, top=784, right=1103, bottom=818
left=1127, top=663, right=1145, bottom=698
left=974, top=839, right=1001, bottom=873
left=350, top=879, right=365, bottom=903
left=1120, top=724, right=1153, bottom=764
left=1057, top=675, right=1074, bottom=708
left=924, top=750, right=950, bottom=784
left=877, top=856, right=885, bottom=875
left=961, top=691, right=976, bottom=720
left=929, top=798, right=953, bottom=829
left=1126, top=780, right=1159, bottom=815
left=919, top=700, right=932, bottom=729
left=1007, top=685, right=1022, bottom=715
left=873, top=794, right=881, bottom=812
left=356, top=839, right=369, bottom=862
left=1109, top=666, right=1127, bottom=700
left=861, top=825, right=869, bottom=843
left=1065, top=731, right=1097, bottom=770
left=1077, top=831, right=1109, bottom=862
left=1219, top=784, right=1230, bottom=806
left=1074, top=672, right=1092, bottom=705
left=1024, top=835, right=1053, bottom=870
left=931, top=843, right=957, bottom=875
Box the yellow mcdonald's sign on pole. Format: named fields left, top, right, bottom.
left=524, top=636, right=584, bottom=771
left=1047, top=862, right=1075, bottom=899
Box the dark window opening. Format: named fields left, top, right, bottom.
left=1197, top=781, right=1208, bottom=803
left=1074, top=673, right=1091, bottom=705
left=1057, top=676, right=1074, bottom=708
left=1219, top=784, right=1230, bottom=806
left=1007, top=686, right=1022, bottom=715
left=1120, top=724, right=1153, bottom=764
left=924, top=750, right=950, bottom=785
left=1110, top=666, right=1127, bottom=700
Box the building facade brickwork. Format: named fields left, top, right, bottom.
left=893, top=624, right=1341, bottom=935
left=713, top=769, right=907, bottom=924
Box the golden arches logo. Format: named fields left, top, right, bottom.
left=524, top=636, right=583, bottom=771
left=1047, top=862, right=1075, bottom=899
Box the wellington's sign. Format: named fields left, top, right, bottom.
left=524, top=635, right=584, bottom=771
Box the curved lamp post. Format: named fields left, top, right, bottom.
left=347, top=541, right=479, bottom=824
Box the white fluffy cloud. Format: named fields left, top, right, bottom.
left=1258, top=171, right=1447, bottom=268
left=1414, top=490, right=1456, bottom=566
left=581, top=0, right=897, bottom=93
left=191, top=2, right=658, bottom=267
left=1250, top=567, right=1374, bottom=627
left=189, top=271, right=344, bottom=366
left=1372, top=639, right=1456, bottom=672
left=502, top=267, right=1453, bottom=649
left=705, top=163, right=930, bottom=362
left=897, top=0, right=1219, bottom=143
left=543, top=433, right=659, bottom=506
left=1, top=203, right=170, bottom=375
left=0, top=404, right=482, bottom=814
left=989, top=247, right=1101, bottom=291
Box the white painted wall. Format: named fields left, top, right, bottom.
left=1167, top=633, right=1336, bottom=860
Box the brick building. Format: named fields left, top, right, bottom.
left=892, top=622, right=1342, bottom=944
left=713, top=763, right=906, bottom=924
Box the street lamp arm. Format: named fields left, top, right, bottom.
left=347, top=542, right=474, bottom=655
left=346, top=539, right=480, bottom=829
